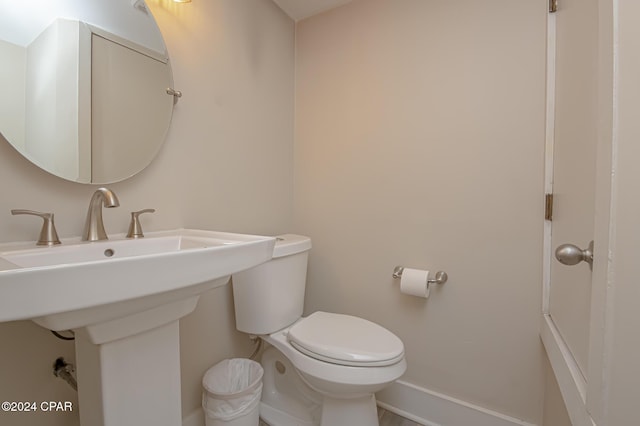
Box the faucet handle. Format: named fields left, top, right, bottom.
left=126, top=209, right=155, bottom=239
left=11, top=209, right=61, bottom=246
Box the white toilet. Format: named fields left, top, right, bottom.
left=232, top=234, right=406, bottom=426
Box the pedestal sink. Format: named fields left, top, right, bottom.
left=0, top=229, right=276, bottom=426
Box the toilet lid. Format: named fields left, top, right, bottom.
left=287, top=312, right=404, bottom=367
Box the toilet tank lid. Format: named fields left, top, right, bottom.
left=273, top=234, right=312, bottom=258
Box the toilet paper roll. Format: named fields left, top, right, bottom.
left=400, top=268, right=430, bottom=298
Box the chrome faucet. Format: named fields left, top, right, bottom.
left=82, top=188, right=120, bottom=241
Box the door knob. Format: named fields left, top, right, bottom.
left=555, top=240, right=594, bottom=270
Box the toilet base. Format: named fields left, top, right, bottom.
left=259, top=346, right=322, bottom=426
left=320, top=394, right=379, bottom=426
left=259, top=345, right=381, bottom=426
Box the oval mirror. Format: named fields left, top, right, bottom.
left=0, top=0, right=174, bottom=184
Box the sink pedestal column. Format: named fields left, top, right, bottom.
left=73, top=297, right=200, bottom=426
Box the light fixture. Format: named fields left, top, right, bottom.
left=131, top=0, right=149, bottom=12
left=173, top=0, right=191, bottom=3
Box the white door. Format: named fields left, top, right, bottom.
left=542, top=0, right=605, bottom=424
left=545, top=1, right=640, bottom=424
left=548, top=0, right=598, bottom=379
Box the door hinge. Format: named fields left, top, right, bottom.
left=549, top=0, right=558, bottom=13
left=545, top=193, right=554, bottom=221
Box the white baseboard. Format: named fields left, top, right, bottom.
left=376, top=380, right=537, bottom=426
left=184, top=379, right=537, bottom=426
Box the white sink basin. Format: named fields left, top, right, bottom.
left=0, top=229, right=275, bottom=333
left=1, top=233, right=225, bottom=268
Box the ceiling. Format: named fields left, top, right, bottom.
left=272, top=0, right=353, bottom=21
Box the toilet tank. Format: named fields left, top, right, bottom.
left=232, top=234, right=312, bottom=335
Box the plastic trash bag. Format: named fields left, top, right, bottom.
left=202, top=358, right=264, bottom=421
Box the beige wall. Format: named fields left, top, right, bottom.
left=293, top=0, right=547, bottom=422
left=0, top=0, right=293, bottom=424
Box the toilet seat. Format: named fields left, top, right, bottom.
left=287, top=311, right=404, bottom=367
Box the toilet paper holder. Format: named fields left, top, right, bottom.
left=392, top=266, right=448, bottom=285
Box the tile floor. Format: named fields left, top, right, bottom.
left=259, top=407, right=422, bottom=426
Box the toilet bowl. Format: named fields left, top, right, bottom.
left=232, top=235, right=406, bottom=426
left=259, top=345, right=322, bottom=426
left=259, top=315, right=406, bottom=426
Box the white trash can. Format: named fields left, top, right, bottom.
left=202, top=358, right=264, bottom=426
